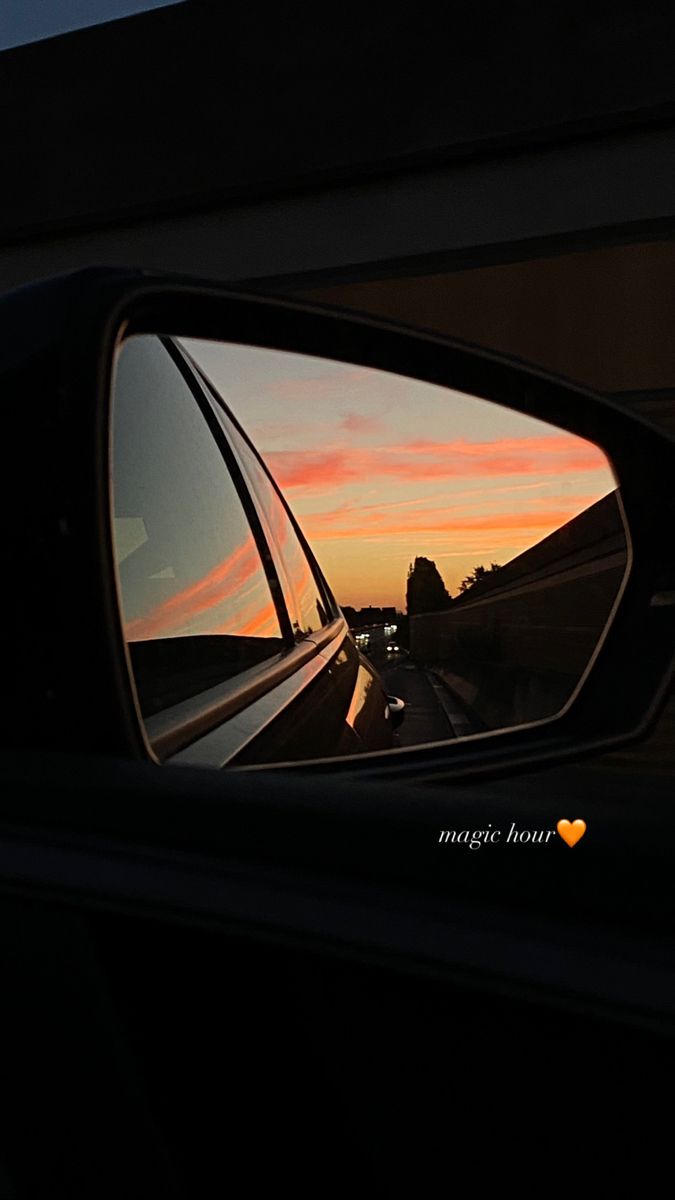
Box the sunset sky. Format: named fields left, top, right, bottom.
left=182, top=340, right=616, bottom=611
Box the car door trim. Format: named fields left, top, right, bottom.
left=146, top=617, right=348, bottom=761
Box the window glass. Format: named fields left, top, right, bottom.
left=211, top=402, right=333, bottom=639
left=111, top=336, right=285, bottom=717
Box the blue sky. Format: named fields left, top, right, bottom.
left=0, top=1, right=182, bottom=51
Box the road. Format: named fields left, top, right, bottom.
left=354, top=624, right=475, bottom=746
left=379, top=659, right=456, bottom=746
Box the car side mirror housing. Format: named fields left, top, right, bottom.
left=2, top=268, right=675, bottom=785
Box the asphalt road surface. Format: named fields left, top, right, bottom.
left=379, top=657, right=462, bottom=747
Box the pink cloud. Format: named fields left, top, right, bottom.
left=234, top=600, right=281, bottom=638
left=301, top=496, right=601, bottom=542
left=339, top=411, right=384, bottom=435
left=125, top=535, right=267, bottom=641
left=262, top=434, right=608, bottom=494
left=264, top=448, right=357, bottom=491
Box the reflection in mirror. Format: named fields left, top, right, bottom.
left=111, top=337, right=287, bottom=722
left=111, top=335, right=629, bottom=766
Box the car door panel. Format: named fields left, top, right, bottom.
left=0, top=748, right=673, bottom=1193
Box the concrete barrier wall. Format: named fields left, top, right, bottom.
left=410, top=492, right=628, bottom=729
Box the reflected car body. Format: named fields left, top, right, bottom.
left=113, top=334, right=396, bottom=767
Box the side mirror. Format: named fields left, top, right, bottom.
left=387, top=696, right=406, bottom=731
left=4, top=268, right=675, bottom=783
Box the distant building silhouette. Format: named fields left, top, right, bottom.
left=341, top=605, right=397, bottom=628
left=406, top=557, right=452, bottom=615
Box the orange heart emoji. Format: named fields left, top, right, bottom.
left=557, top=818, right=587, bottom=847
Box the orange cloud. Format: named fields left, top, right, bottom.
left=263, top=435, right=607, bottom=494
left=353, top=480, right=554, bottom=515
left=236, top=601, right=281, bottom=638
left=265, top=449, right=355, bottom=491
left=125, top=535, right=267, bottom=641
left=302, top=500, right=600, bottom=542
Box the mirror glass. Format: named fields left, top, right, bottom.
left=111, top=335, right=629, bottom=766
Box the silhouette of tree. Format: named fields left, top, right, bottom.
left=406, top=557, right=452, bottom=615
left=458, top=562, right=503, bottom=593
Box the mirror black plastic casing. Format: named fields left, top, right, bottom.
left=1, top=267, right=674, bottom=784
